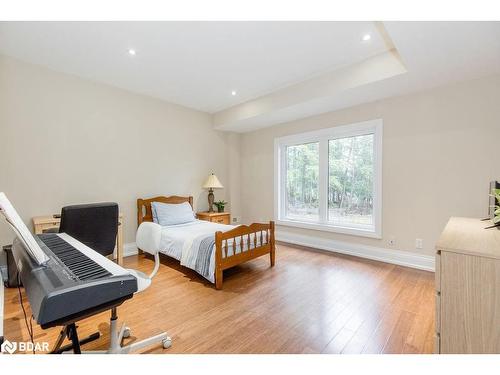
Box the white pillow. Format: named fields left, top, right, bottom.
left=151, top=201, right=196, bottom=226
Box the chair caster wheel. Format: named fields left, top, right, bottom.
left=123, top=327, right=131, bottom=339
left=162, top=337, right=172, bottom=349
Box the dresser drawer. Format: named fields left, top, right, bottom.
left=435, top=292, right=441, bottom=334
left=435, top=252, right=441, bottom=292
left=211, top=216, right=230, bottom=225
left=197, top=212, right=231, bottom=225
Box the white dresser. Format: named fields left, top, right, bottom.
left=435, top=217, right=500, bottom=353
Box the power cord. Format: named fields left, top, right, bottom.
left=17, top=273, right=35, bottom=354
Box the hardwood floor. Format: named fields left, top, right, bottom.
left=3, top=243, right=435, bottom=354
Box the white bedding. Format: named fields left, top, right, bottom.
left=159, top=220, right=234, bottom=261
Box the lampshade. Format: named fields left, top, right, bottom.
left=202, top=173, right=223, bottom=189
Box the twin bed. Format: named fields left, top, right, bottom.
left=136, top=196, right=275, bottom=289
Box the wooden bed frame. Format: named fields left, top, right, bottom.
left=137, top=195, right=275, bottom=289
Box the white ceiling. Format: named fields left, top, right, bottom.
left=214, top=21, right=500, bottom=131
left=1, top=21, right=499, bottom=132
left=0, top=21, right=387, bottom=113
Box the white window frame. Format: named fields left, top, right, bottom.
left=274, top=119, right=383, bottom=239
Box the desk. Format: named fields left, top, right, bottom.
left=435, top=217, right=500, bottom=353
left=32, top=214, right=124, bottom=266
left=0, top=271, right=4, bottom=347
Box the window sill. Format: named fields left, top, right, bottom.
left=275, top=218, right=382, bottom=239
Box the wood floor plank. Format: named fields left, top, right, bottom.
left=382, top=310, right=417, bottom=354
left=403, top=276, right=436, bottom=353
left=3, top=243, right=435, bottom=354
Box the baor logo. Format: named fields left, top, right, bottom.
left=1, top=339, right=17, bottom=354
left=1, top=339, right=49, bottom=354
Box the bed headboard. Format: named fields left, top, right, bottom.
left=137, top=196, right=194, bottom=226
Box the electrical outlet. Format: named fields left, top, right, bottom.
left=415, top=238, right=423, bottom=249
left=388, top=237, right=396, bottom=246
left=232, top=216, right=241, bottom=224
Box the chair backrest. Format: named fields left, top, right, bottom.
left=59, top=203, right=118, bottom=257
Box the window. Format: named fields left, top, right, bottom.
left=285, top=142, right=319, bottom=221
left=274, top=119, right=382, bottom=238
left=328, top=134, right=374, bottom=229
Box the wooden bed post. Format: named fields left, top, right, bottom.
left=270, top=221, right=275, bottom=267
left=215, top=231, right=223, bottom=290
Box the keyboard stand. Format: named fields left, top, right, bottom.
left=53, top=307, right=171, bottom=354
left=51, top=324, right=100, bottom=354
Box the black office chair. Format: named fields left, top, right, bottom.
left=59, top=202, right=118, bottom=257
left=51, top=202, right=119, bottom=353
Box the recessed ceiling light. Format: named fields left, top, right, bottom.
left=231, top=90, right=237, bottom=96
left=362, top=34, right=371, bottom=42
left=128, top=49, right=136, bottom=56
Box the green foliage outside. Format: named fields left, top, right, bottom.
left=328, top=135, right=374, bottom=223
left=493, top=189, right=500, bottom=225
left=286, top=142, right=319, bottom=219
left=286, top=134, right=374, bottom=224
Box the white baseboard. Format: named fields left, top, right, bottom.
left=124, top=232, right=435, bottom=271
left=123, top=242, right=139, bottom=257
left=276, top=230, right=435, bottom=272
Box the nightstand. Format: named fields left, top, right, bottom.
left=197, top=211, right=231, bottom=225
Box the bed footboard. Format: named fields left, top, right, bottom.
left=214, top=221, right=275, bottom=290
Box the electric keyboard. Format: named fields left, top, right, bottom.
left=11, top=233, right=137, bottom=329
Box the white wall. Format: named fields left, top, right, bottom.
left=1, top=52, right=499, bottom=267
left=240, top=74, right=500, bottom=256
left=0, top=55, right=238, bottom=255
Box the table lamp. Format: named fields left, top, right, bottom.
left=202, top=173, right=223, bottom=212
